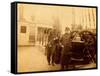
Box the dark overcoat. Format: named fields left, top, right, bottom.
left=60, top=33, right=72, bottom=65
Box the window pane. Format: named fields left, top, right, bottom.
left=20, top=26, right=26, bottom=33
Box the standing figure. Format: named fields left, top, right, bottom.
left=45, top=41, right=52, bottom=65
left=46, top=29, right=61, bottom=66
left=53, top=37, right=62, bottom=65
left=45, top=29, right=58, bottom=65
left=60, top=27, right=72, bottom=70
left=46, top=37, right=59, bottom=66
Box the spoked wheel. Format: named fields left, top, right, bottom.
left=80, top=30, right=96, bottom=63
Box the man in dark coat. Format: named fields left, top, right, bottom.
left=60, top=27, right=72, bottom=70
left=52, top=37, right=62, bottom=65
left=46, top=29, right=62, bottom=66
left=45, top=41, right=52, bottom=65
left=46, top=29, right=60, bottom=65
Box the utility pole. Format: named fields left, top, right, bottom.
left=88, top=8, right=91, bottom=29
left=85, top=8, right=88, bottom=30
left=92, top=8, right=96, bottom=29
left=72, top=7, right=75, bottom=31
left=82, top=8, right=85, bottom=30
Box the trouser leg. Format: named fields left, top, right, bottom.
left=51, top=54, right=55, bottom=66
left=47, top=54, right=51, bottom=65
left=61, top=64, right=64, bottom=70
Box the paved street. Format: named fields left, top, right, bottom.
left=17, top=45, right=61, bottom=72
left=17, top=45, right=96, bottom=72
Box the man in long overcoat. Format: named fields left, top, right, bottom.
left=46, top=29, right=59, bottom=65
left=46, top=29, right=62, bottom=66
left=60, top=27, right=72, bottom=70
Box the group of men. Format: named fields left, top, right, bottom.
left=45, top=27, right=96, bottom=70
left=45, top=27, right=72, bottom=70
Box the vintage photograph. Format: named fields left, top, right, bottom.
left=17, top=3, right=97, bottom=73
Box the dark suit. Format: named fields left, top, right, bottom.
left=60, top=33, right=72, bottom=70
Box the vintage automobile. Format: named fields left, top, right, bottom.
left=69, top=30, right=96, bottom=68
left=45, top=30, right=96, bottom=69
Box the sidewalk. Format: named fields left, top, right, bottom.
left=17, top=45, right=60, bottom=72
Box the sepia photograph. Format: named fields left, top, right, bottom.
left=16, top=2, right=97, bottom=73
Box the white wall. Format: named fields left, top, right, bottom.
left=18, top=21, right=30, bottom=46
left=0, top=0, right=99, bottom=76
